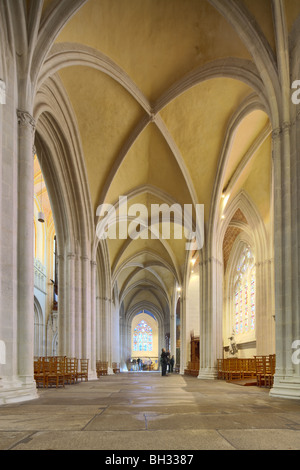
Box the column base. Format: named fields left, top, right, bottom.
left=197, top=367, right=218, bottom=380
left=269, top=375, right=300, bottom=400
left=88, top=370, right=98, bottom=381
left=0, top=377, right=38, bottom=405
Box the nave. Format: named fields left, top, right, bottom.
left=1, top=0, right=300, bottom=409
left=1, top=372, right=300, bottom=451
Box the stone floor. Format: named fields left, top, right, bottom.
left=1, top=371, right=300, bottom=451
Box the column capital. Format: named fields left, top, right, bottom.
left=199, top=256, right=223, bottom=268
left=97, top=296, right=111, bottom=302
left=17, top=110, right=36, bottom=134
left=271, top=127, right=281, bottom=141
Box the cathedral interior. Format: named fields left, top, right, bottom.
left=0, top=0, right=300, bottom=451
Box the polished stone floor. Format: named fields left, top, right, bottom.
left=1, top=371, right=300, bottom=450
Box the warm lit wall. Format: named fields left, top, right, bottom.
left=185, top=266, right=200, bottom=362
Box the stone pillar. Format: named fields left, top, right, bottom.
left=16, top=110, right=37, bottom=394
left=179, top=295, right=186, bottom=375
left=119, top=309, right=128, bottom=371
left=170, top=304, right=176, bottom=360
left=81, top=256, right=90, bottom=359
left=75, top=254, right=82, bottom=357
left=66, top=252, right=75, bottom=357
left=198, top=256, right=223, bottom=380
left=97, top=295, right=113, bottom=372
left=106, top=297, right=114, bottom=374
left=90, top=261, right=97, bottom=378
left=96, top=295, right=101, bottom=360
left=57, top=254, right=66, bottom=356
left=270, top=118, right=300, bottom=399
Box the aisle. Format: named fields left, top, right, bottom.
left=0, top=372, right=300, bottom=450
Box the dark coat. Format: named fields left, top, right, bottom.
left=160, top=351, right=168, bottom=364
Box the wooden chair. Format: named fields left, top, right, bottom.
left=112, top=362, right=120, bottom=374
left=239, top=358, right=255, bottom=379
left=46, top=357, right=65, bottom=388
left=97, top=361, right=108, bottom=376
left=217, top=359, right=224, bottom=379
left=34, top=359, right=48, bottom=388
left=248, top=358, right=257, bottom=378
left=262, top=354, right=276, bottom=388
left=269, top=354, right=276, bottom=387
left=226, top=358, right=242, bottom=381
left=65, top=357, right=78, bottom=384
left=77, top=359, right=89, bottom=382
left=254, top=356, right=265, bottom=387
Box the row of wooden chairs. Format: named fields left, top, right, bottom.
left=217, top=358, right=256, bottom=382
left=217, top=355, right=276, bottom=388
left=184, top=361, right=200, bottom=377
left=34, top=356, right=89, bottom=388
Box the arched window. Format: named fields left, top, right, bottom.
left=133, top=320, right=153, bottom=352
left=234, top=246, right=255, bottom=335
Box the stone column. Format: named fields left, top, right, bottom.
left=57, top=254, right=66, bottom=356
left=16, top=110, right=37, bottom=392
left=179, top=295, right=186, bottom=375
left=81, top=256, right=90, bottom=360
left=270, top=119, right=300, bottom=399
left=90, top=261, right=97, bottom=378
left=119, top=309, right=128, bottom=371
left=96, top=295, right=101, bottom=360
left=170, top=307, right=176, bottom=360
left=75, top=254, right=82, bottom=357
left=66, top=252, right=75, bottom=357
left=106, top=297, right=114, bottom=374
left=98, top=296, right=113, bottom=371
left=198, top=256, right=223, bottom=380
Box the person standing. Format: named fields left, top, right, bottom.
left=170, top=355, right=175, bottom=373
left=160, top=348, right=168, bottom=376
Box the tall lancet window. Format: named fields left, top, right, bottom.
left=234, top=246, right=255, bottom=335
left=133, top=320, right=153, bottom=352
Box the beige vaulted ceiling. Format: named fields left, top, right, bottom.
left=36, top=0, right=300, bottom=315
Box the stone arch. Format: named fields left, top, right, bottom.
left=222, top=191, right=274, bottom=356
left=33, top=76, right=96, bottom=362
left=207, top=0, right=281, bottom=128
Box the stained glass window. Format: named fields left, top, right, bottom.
left=133, top=320, right=153, bottom=352
left=234, top=246, right=255, bottom=335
